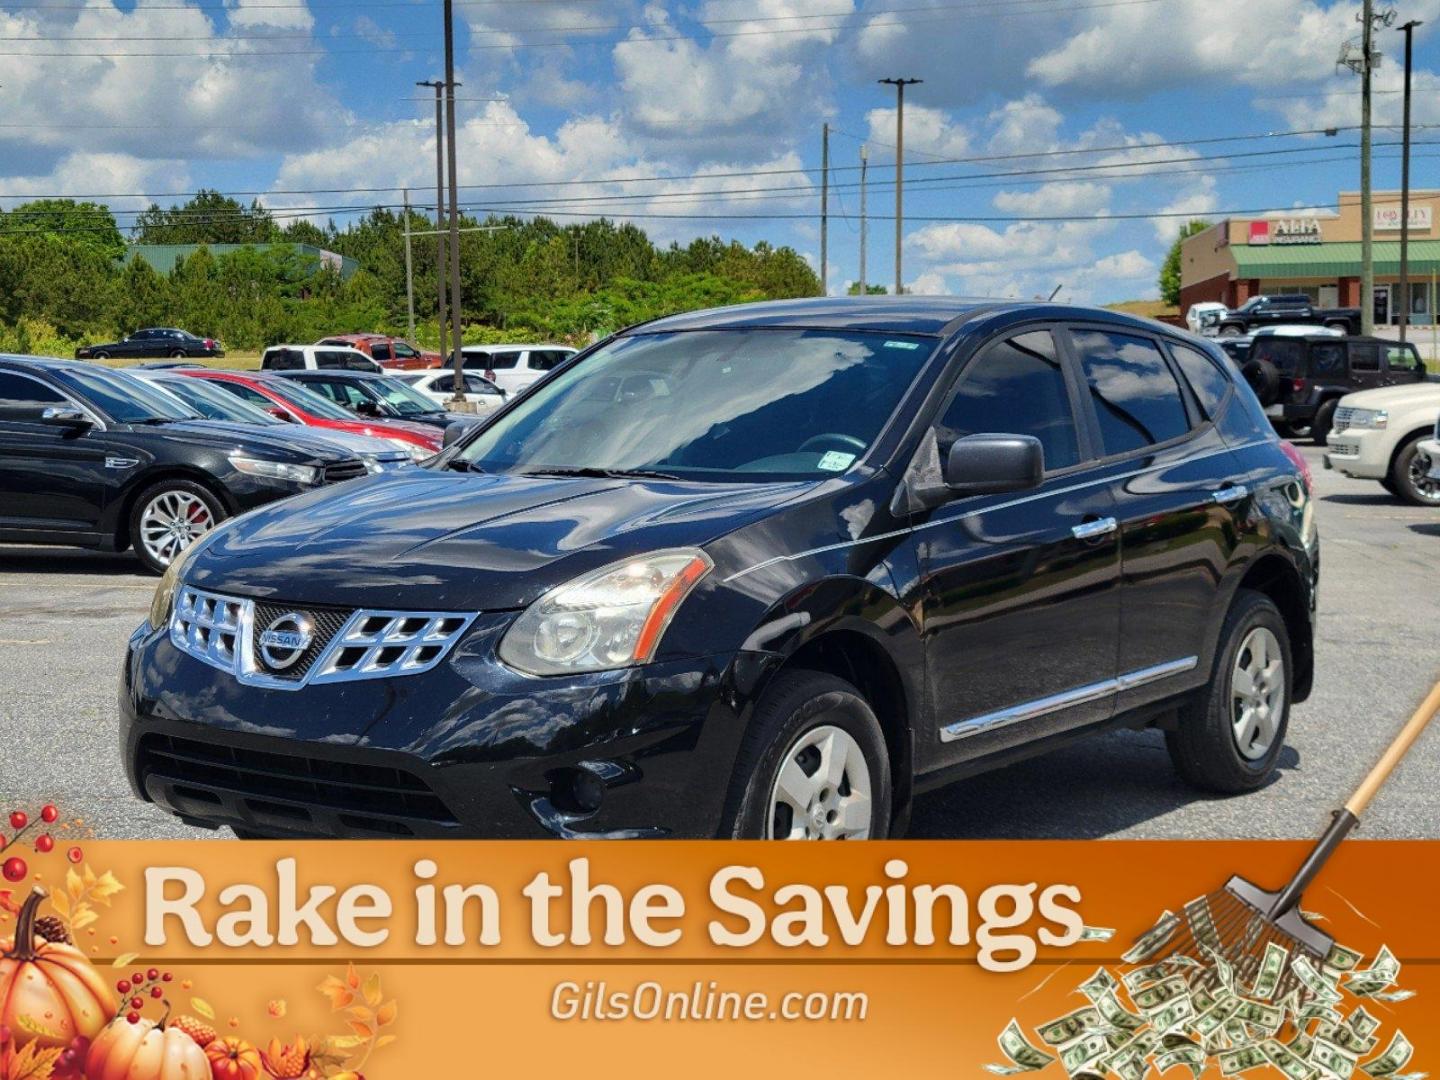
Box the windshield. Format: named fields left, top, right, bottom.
left=155, top=377, right=282, bottom=424
left=366, top=377, right=444, bottom=415
left=262, top=378, right=365, bottom=421
left=51, top=366, right=198, bottom=423
left=453, top=329, right=937, bottom=481
left=1236, top=298, right=1261, bottom=312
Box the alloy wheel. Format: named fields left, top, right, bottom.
left=1406, top=447, right=1440, bottom=504
left=766, top=724, right=873, bottom=840
left=139, top=490, right=213, bottom=568
left=1231, top=626, right=1285, bottom=761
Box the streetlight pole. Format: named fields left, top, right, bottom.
left=417, top=80, right=449, bottom=367
left=879, top=77, right=921, bottom=295
left=1398, top=19, right=1422, bottom=342
left=443, top=0, right=467, bottom=406
left=858, top=144, right=868, bottom=296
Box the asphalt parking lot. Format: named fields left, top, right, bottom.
left=1, top=442, right=1437, bottom=841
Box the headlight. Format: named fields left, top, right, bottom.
left=147, top=518, right=233, bottom=628
left=385, top=438, right=433, bottom=462
left=1346, top=408, right=1388, bottom=430
left=229, top=454, right=320, bottom=486
left=498, top=549, right=713, bottom=675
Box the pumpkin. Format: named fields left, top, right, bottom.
left=86, top=1013, right=211, bottom=1080
left=0, top=888, right=115, bottom=1050
left=206, top=1036, right=264, bottom=1080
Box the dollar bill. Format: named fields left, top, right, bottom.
left=1185, top=897, right=1222, bottom=952
left=1037, top=1007, right=1104, bottom=1047
left=1157, top=1044, right=1206, bottom=1079
left=1293, top=955, right=1345, bottom=1005
left=1078, top=968, right=1119, bottom=1003
left=1288, top=1032, right=1314, bottom=1059
left=1060, top=1033, right=1112, bottom=1076
left=1095, top=990, right=1146, bottom=1033
left=1080, top=925, right=1116, bottom=942
left=1123, top=963, right=1171, bottom=992
left=1349, top=1007, right=1382, bottom=1039
left=1123, top=911, right=1180, bottom=965
left=1366, top=990, right=1416, bottom=1003
left=1361, top=1032, right=1413, bottom=1078
left=1233, top=998, right=1284, bottom=1034
left=1150, top=995, right=1196, bottom=1034
left=1325, top=943, right=1365, bottom=973
left=1345, top=947, right=1400, bottom=996
left=1313, top=1037, right=1360, bottom=1080
left=1132, top=975, right=1189, bottom=1014
left=1203, top=944, right=1237, bottom=993
left=1219, top=1045, right=1269, bottom=1075
left=1263, top=1038, right=1320, bottom=1080
left=1299, top=1002, right=1343, bottom=1027
left=1193, top=998, right=1242, bottom=1039
left=1252, top=941, right=1290, bottom=1001
left=1318, top=1022, right=1379, bottom=1058
left=991, top=1019, right=1057, bottom=1074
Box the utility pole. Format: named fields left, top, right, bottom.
left=1398, top=19, right=1422, bottom=342
left=819, top=122, right=829, bottom=297
left=1362, top=0, right=1376, bottom=335
left=879, top=78, right=921, bottom=295
left=402, top=188, right=415, bottom=338
left=443, top=0, right=467, bottom=406
left=858, top=144, right=868, bottom=296
left=418, top=80, right=449, bottom=366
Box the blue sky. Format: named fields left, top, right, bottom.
left=0, top=0, right=1437, bottom=303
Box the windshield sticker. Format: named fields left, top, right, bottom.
left=884, top=340, right=921, bottom=350
left=817, top=451, right=857, bottom=472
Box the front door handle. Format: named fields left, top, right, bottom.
left=1071, top=516, right=1118, bottom=540
left=1211, top=484, right=1249, bottom=505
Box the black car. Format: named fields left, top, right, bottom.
left=1216, top=295, right=1361, bottom=337
left=75, top=328, right=224, bottom=361
left=1243, top=334, right=1427, bottom=444
left=272, top=369, right=472, bottom=432
left=0, top=356, right=369, bottom=573
left=121, top=299, right=1318, bottom=840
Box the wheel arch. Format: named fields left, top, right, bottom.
left=1385, top=424, right=1435, bottom=479
left=109, top=466, right=237, bottom=549
left=1233, top=552, right=1314, bottom=703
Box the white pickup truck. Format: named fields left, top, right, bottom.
left=1325, top=383, right=1440, bottom=505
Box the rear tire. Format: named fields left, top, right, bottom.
left=1311, top=399, right=1338, bottom=446
left=169, top=349, right=187, bottom=359
left=91, top=350, right=110, bottom=360
left=1390, top=435, right=1440, bottom=507
left=1324, top=321, right=1349, bottom=333
left=1218, top=325, right=1243, bottom=338
left=1166, top=589, right=1291, bottom=795
left=724, top=670, right=892, bottom=840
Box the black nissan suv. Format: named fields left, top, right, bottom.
left=0, top=357, right=369, bottom=574
left=122, top=299, right=1319, bottom=840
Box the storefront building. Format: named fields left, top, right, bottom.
left=1178, top=189, right=1440, bottom=325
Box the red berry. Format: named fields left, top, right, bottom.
left=147, top=968, right=159, bottom=981
left=116, top=980, right=131, bottom=994
left=150, top=987, right=163, bottom=999
left=126, top=1012, right=140, bottom=1025
left=1, top=856, right=26, bottom=883
left=161, top=972, right=173, bottom=982
left=8, top=812, right=26, bottom=831
left=35, top=834, right=54, bottom=853
left=66, top=846, right=83, bottom=864
left=130, top=996, right=143, bottom=1010
left=41, top=805, right=58, bottom=823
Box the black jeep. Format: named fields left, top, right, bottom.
left=1243, top=335, right=1427, bottom=444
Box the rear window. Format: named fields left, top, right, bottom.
left=1310, top=343, right=1346, bottom=375
left=262, top=348, right=305, bottom=371
left=488, top=352, right=521, bottom=370
left=528, top=350, right=571, bottom=372
left=1249, top=339, right=1305, bottom=373
left=1169, top=343, right=1232, bottom=420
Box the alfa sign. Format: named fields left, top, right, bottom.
left=1248, top=218, right=1323, bottom=245
left=1374, top=205, right=1433, bottom=231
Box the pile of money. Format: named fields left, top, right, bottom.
left=986, top=906, right=1420, bottom=1080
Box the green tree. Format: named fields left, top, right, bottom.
left=1158, top=219, right=1211, bottom=308
left=134, top=190, right=279, bottom=245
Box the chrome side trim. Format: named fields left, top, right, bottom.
left=723, top=439, right=1270, bottom=583
left=940, top=655, right=1199, bottom=742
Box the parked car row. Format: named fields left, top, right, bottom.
left=1191, top=294, right=1364, bottom=338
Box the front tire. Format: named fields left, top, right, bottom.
left=725, top=670, right=892, bottom=840
left=1390, top=435, right=1440, bottom=507
left=129, top=479, right=226, bottom=574
left=1218, top=325, right=1243, bottom=337
left=1311, top=400, right=1338, bottom=446
left=1166, top=589, right=1291, bottom=794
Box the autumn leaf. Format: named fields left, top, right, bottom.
left=345, top=963, right=360, bottom=990
left=82, top=864, right=97, bottom=890
left=70, top=907, right=98, bottom=932
left=90, top=871, right=125, bottom=905
left=317, top=976, right=354, bottom=1011
left=374, top=1034, right=398, bottom=1050
left=346, top=1021, right=373, bottom=1041
left=46, top=892, right=68, bottom=919
left=65, top=868, right=83, bottom=902
left=361, top=972, right=382, bottom=1008
left=344, top=1007, right=373, bottom=1024
left=111, top=952, right=138, bottom=968
left=375, top=1001, right=397, bottom=1027
left=191, top=998, right=216, bottom=1021
left=4, top=1041, right=63, bottom=1080
left=323, top=1035, right=366, bottom=1053
left=15, top=1014, right=64, bottom=1041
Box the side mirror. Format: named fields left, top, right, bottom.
left=943, top=434, right=1044, bottom=495
left=41, top=406, right=92, bottom=430
left=266, top=407, right=294, bottom=423
left=355, top=400, right=382, bottom=418
left=442, top=421, right=470, bottom=449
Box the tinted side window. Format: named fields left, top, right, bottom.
left=1072, top=329, right=1191, bottom=455
left=214, top=381, right=274, bottom=408
left=0, top=372, right=67, bottom=421
left=1351, top=345, right=1380, bottom=371
left=1170, top=343, right=1232, bottom=420
left=529, top=350, right=568, bottom=372
left=263, top=349, right=304, bottom=371
left=430, top=374, right=453, bottom=393
left=370, top=342, right=392, bottom=362
left=1310, top=343, right=1346, bottom=375
left=345, top=355, right=376, bottom=371
left=489, top=351, right=521, bottom=370
left=939, top=331, right=1080, bottom=472
left=1250, top=339, right=1304, bottom=373
left=316, top=351, right=349, bottom=370
left=1386, top=345, right=1421, bottom=372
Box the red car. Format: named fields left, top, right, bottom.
left=176, top=369, right=442, bottom=460
left=316, top=334, right=441, bottom=371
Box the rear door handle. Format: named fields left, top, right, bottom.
left=1211, top=484, right=1249, bottom=505
left=1071, top=516, right=1118, bottom=540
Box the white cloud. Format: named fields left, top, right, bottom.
left=993, top=182, right=1111, bottom=218
left=1093, top=250, right=1155, bottom=279
left=864, top=105, right=970, bottom=162
left=0, top=153, right=191, bottom=213
left=907, top=271, right=949, bottom=295
left=351, top=15, right=397, bottom=50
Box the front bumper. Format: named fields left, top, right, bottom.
left=121, top=619, right=750, bottom=839
left=1323, top=428, right=1389, bottom=479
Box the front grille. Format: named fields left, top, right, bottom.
left=137, top=733, right=459, bottom=833
left=251, top=601, right=355, bottom=681
left=323, top=460, right=369, bottom=484
left=1333, top=407, right=1355, bottom=431
left=1329, top=443, right=1359, bottom=458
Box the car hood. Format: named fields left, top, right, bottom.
left=1338, top=384, right=1440, bottom=409
left=188, top=468, right=809, bottom=610
left=139, top=420, right=345, bottom=463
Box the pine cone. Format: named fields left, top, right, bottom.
left=33, top=914, right=70, bottom=944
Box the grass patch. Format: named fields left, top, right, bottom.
left=96, top=352, right=262, bottom=372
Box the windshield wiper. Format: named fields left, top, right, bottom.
left=445, top=459, right=485, bottom=474
left=521, top=466, right=683, bottom=481
left=134, top=417, right=182, bottom=425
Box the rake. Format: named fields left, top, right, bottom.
left=1131, top=678, right=1440, bottom=1004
